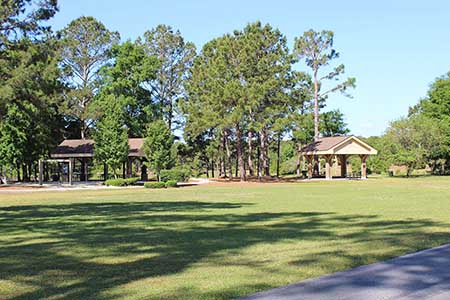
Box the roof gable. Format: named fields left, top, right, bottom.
left=302, top=136, right=377, bottom=155
left=51, top=138, right=145, bottom=158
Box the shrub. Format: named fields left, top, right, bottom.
left=124, top=177, right=140, bottom=186
left=159, top=168, right=190, bottom=183
left=144, top=181, right=166, bottom=189
left=104, top=178, right=126, bottom=187
left=165, top=180, right=178, bottom=188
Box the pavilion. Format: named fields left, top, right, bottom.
left=301, top=136, right=378, bottom=180
left=39, top=138, right=146, bottom=185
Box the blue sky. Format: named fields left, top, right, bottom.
left=49, top=0, right=450, bottom=137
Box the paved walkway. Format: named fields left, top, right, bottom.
left=243, top=243, right=450, bottom=300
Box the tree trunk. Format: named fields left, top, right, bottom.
left=16, top=163, right=21, bottom=182
left=22, top=164, right=28, bottom=182
left=296, top=143, right=302, bottom=176
left=276, top=133, right=281, bottom=178
left=211, top=159, right=215, bottom=178
left=236, top=124, right=246, bottom=181
left=257, top=141, right=261, bottom=181
left=224, top=129, right=233, bottom=179
left=313, top=68, right=319, bottom=141
left=80, top=118, right=86, bottom=140
left=219, top=131, right=226, bottom=177
left=247, top=131, right=254, bottom=176
left=260, top=128, right=270, bottom=177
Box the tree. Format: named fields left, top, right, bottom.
left=93, top=94, right=129, bottom=178
left=141, top=25, right=196, bottom=131
left=0, top=0, right=58, bottom=44
left=320, top=109, right=350, bottom=137
left=0, top=36, right=63, bottom=181
left=294, top=30, right=355, bottom=141
left=410, top=72, right=450, bottom=173
left=385, top=115, right=444, bottom=176
left=93, top=41, right=159, bottom=137
left=59, top=16, right=120, bottom=139
left=143, top=120, right=174, bottom=181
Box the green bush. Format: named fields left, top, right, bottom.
left=160, top=168, right=190, bottom=182
left=144, top=181, right=166, bottom=189
left=124, top=177, right=140, bottom=186
left=104, top=178, right=126, bottom=187
left=165, top=180, right=178, bottom=188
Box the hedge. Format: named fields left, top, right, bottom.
left=144, top=182, right=166, bottom=189
left=105, top=178, right=126, bottom=187
left=165, top=180, right=178, bottom=188
left=105, top=177, right=140, bottom=187
left=159, top=168, right=190, bottom=183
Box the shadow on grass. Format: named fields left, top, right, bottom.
left=0, top=201, right=449, bottom=300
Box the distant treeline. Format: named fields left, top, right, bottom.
left=1, top=1, right=448, bottom=181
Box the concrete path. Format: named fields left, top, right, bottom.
left=243, top=243, right=450, bottom=300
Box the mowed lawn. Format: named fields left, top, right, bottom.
left=1, top=177, right=450, bottom=300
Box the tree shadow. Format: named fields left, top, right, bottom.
left=0, top=201, right=449, bottom=300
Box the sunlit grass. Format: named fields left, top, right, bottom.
left=1, top=176, right=450, bottom=300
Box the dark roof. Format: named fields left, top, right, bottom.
left=51, top=138, right=145, bottom=158
left=301, top=136, right=350, bottom=152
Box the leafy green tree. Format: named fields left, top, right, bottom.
left=0, top=36, right=63, bottom=181
left=294, top=30, right=355, bottom=141
left=320, top=109, right=350, bottom=137
left=143, top=120, right=174, bottom=181
left=0, top=0, right=57, bottom=44
left=385, top=115, right=444, bottom=176
left=93, top=94, right=129, bottom=178
left=93, top=41, right=159, bottom=137
left=410, top=72, right=450, bottom=173
left=141, top=25, right=196, bottom=131
left=60, top=16, right=120, bottom=139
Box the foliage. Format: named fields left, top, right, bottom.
left=93, top=94, right=129, bottom=178
left=124, top=177, right=140, bottom=185
left=93, top=41, right=159, bottom=137
left=159, top=168, right=190, bottom=182
left=140, top=24, right=196, bottom=131
left=0, top=0, right=58, bottom=44
left=294, top=29, right=356, bottom=140
left=144, top=181, right=166, bottom=188
left=59, top=16, right=120, bottom=138
left=164, top=180, right=178, bottom=188
left=0, top=37, right=63, bottom=179
left=385, top=115, right=444, bottom=176
left=104, top=178, right=126, bottom=186
left=320, top=109, right=350, bottom=137
left=143, top=120, right=175, bottom=180
left=410, top=72, right=450, bottom=173
left=105, top=177, right=139, bottom=186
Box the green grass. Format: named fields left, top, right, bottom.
left=1, top=177, right=450, bottom=300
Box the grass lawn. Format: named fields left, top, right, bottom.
left=1, top=177, right=450, bottom=300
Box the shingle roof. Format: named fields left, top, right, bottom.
left=301, top=136, right=350, bottom=152
left=51, top=138, right=145, bottom=158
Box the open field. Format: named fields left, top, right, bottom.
left=1, top=177, right=450, bottom=300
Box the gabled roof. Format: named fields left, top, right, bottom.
left=302, top=136, right=377, bottom=156
left=51, top=138, right=145, bottom=158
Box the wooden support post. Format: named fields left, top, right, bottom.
left=126, top=157, right=132, bottom=178
left=68, top=159, right=73, bottom=185
left=38, top=160, right=44, bottom=185
left=306, top=155, right=313, bottom=179
left=340, top=155, right=348, bottom=178
left=324, top=155, right=333, bottom=180
left=103, top=163, right=108, bottom=181
left=360, top=154, right=368, bottom=179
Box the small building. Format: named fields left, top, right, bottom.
left=301, top=136, right=377, bottom=180
left=39, top=138, right=146, bottom=185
